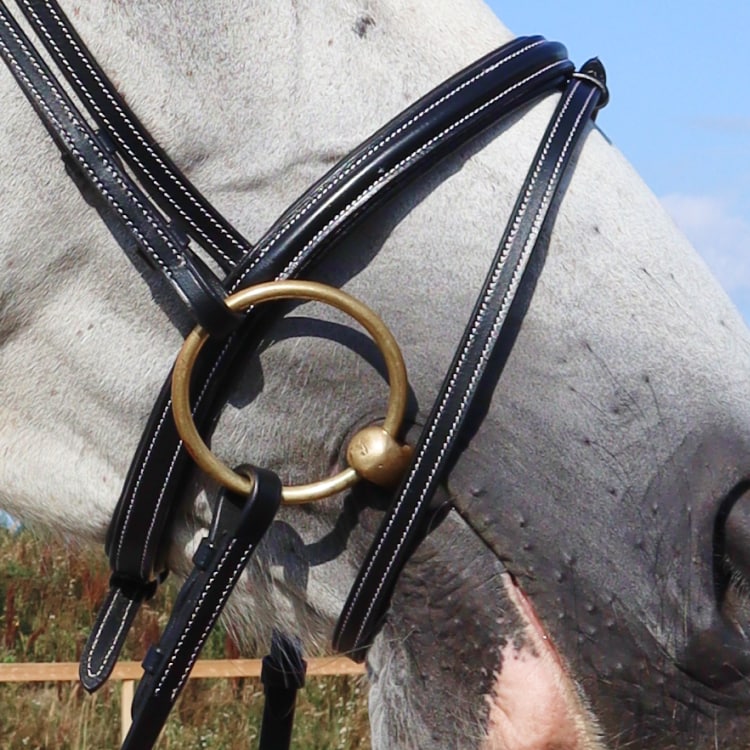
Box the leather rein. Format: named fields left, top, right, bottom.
left=0, top=1, right=608, bottom=747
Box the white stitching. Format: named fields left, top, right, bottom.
left=227, top=39, right=549, bottom=289
left=170, top=547, right=252, bottom=700
left=0, top=8, right=222, bottom=575
left=150, top=539, right=253, bottom=699
left=346, top=84, right=594, bottom=645
left=4, top=3, right=594, bottom=672
left=115, top=41, right=553, bottom=560
left=24, top=0, right=242, bottom=267
left=83, top=592, right=137, bottom=680
left=136, top=61, right=567, bottom=552
left=115, top=45, right=564, bottom=589
left=121, top=335, right=236, bottom=572
left=138, top=414, right=183, bottom=573
left=241, top=61, right=568, bottom=290
left=0, top=12, right=186, bottom=278
left=114, top=401, right=171, bottom=568
left=339, top=82, right=595, bottom=647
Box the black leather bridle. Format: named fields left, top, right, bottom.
left=0, top=1, right=609, bottom=747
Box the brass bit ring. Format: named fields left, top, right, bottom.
left=171, top=280, right=411, bottom=504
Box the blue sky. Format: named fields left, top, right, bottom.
left=487, top=1, right=750, bottom=322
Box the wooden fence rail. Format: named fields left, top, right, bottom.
left=0, top=658, right=365, bottom=743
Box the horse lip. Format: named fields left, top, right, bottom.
left=679, top=625, right=750, bottom=690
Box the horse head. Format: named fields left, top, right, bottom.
left=0, top=1, right=748, bottom=748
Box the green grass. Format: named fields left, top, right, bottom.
left=0, top=528, right=370, bottom=749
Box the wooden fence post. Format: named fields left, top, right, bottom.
left=0, top=657, right=365, bottom=744
left=121, top=679, right=135, bottom=744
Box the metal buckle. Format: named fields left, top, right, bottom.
left=171, top=280, right=412, bottom=504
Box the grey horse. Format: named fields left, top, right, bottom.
left=1, top=1, right=749, bottom=748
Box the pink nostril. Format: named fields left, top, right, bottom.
left=719, top=485, right=750, bottom=635
left=723, top=486, right=750, bottom=573
left=679, top=483, right=750, bottom=689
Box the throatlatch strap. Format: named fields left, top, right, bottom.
left=121, top=467, right=282, bottom=750
left=333, top=61, right=608, bottom=656
left=88, top=37, right=575, bottom=688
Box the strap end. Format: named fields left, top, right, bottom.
left=79, top=586, right=142, bottom=692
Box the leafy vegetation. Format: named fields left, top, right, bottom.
left=0, top=529, right=369, bottom=749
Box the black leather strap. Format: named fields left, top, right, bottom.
left=333, top=60, right=608, bottom=656
left=85, top=36, right=575, bottom=690
left=120, top=467, right=282, bottom=750
left=259, top=632, right=307, bottom=750
left=17, top=0, right=252, bottom=273
left=0, top=2, right=239, bottom=336
left=79, top=580, right=155, bottom=692
left=107, top=33, right=572, bottom=581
